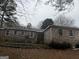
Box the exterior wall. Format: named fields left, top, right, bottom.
left=44, top=27, right=79, bottom=47
left=44, top=28, right=52, bottom=44
left=37, top=32, right=44, bottom=44
left=1, top=26, right=79, bottom=48
left=0, top=29, right=37, bottom=43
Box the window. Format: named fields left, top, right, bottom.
left=26, top=32, right=32, bottom=38
left=30, top=32, right=33, bottom=37
left=58, top=29, right=63, bottom=36
left=21, top=31, right=24, bottom=35
left=69, top=30, right=73, bottom=36
left=6, top=30, right=9, bottom=35
left=14, top=30, right=17, bottom=35
left=29, top=32, right=32, bottom=37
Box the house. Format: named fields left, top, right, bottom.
left=0, top=27, right=39, bottom=43
left=1, top=25, right=79, bottom=48
left=44, top=25, right=79, bottom=48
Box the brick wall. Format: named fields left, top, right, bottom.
left=0, top=29, right=37, bottom=43
left=44, top=26, right=79, bottom=47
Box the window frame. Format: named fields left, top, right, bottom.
left=69, top=30, right=74, bottom=36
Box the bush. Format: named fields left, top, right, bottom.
left=75, top=43, right=79, bottom=48
left=48, top=41, right=71, bottom=49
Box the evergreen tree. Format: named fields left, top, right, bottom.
left=0, top=0, right=19, bottom=27
left=41, top=18, right=54, bottom=29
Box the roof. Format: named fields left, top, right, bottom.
left=0, top=25, right=79, bottom=32
left=44, top=25, right=79, bottom=32
left=0, top=27, right=44, bottom=32
left=1, top=25, right=78, bottom=32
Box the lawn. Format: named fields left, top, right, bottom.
left=0, top=47, right=79, bottom=59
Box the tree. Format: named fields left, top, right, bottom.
left=54, top=14, right=74, bottom=26
left=34, top=0, right=74, bottom=11
left=41, top=18, right=54, bottom=29
left=0, top=0, right=5, bottom=4
left=27, top=23, right=32, bottom=29
left=0, top=0, right=18, bottom=27
left=44, top=0, right=74, bottom=11
left=4, top=19, right=19, bottom=27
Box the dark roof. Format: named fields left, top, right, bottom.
left=0, top=27, right=44, bottom=32
left=44, top=25, right=79, bottom=32
left=0, top=25, right=79, bottom=32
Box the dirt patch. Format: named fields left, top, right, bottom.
left=0, top=47, right=79, bottom=59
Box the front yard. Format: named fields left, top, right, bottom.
left=0, top=47, right=79, bottom=59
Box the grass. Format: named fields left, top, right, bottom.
left=0, top=47, right=79, bottom=59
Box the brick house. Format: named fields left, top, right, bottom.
left=0, top=27, right=40, bottom=43
left=44, top=25, right=79, bottom=48
left=1, top=25, right=79, bottom=48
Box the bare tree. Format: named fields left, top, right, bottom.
left=54, top=14, right=74, bottom=27
left=34, top=0, right=74, bottom=12
left=27, top=23, right=32, bottom=29
left=44, top=0, right=74, bottom=11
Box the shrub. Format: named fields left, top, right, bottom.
left=75, top=43, right=79, bottom=48
left=48, top=41, right=71, bottom=49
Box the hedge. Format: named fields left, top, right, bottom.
left=48, top=41, right=71, bottom=49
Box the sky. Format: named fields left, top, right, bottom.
left=15, top=0, right=79, bottom=28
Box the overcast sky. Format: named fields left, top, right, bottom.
left=15, top=0, right=79, bottom=28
